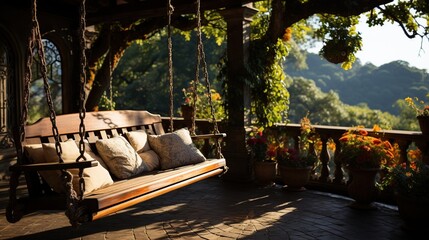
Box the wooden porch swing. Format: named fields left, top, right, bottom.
left=6, top=0, right=227, bottom=227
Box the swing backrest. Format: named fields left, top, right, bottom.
left=24, top=110, right=165, bottom=145
left=22, top=110, right=166, bottom=197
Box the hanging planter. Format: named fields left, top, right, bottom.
left=321, top=39, right=349, bottom=64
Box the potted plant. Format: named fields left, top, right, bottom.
left=277, top=147, right=318, bottom=191
left=337, top=126, right=399, bottom=208
left=247, top=128, right=277, bottom=185
left=404, top=97, right=429, bottom=135
left=380, top=149, right=429, bottom=230
left=277, top=117, right=318, bottom=191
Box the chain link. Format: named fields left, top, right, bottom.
left=167, top=0, right=174, bottom=132
left=194, top=0, right=223, bottom=157
left=75, top=0, right=88, bottom=201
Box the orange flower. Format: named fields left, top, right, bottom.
left=339, top=136, right=349, bottom=142
left=359, top=129, right=368, bottom=136
left=372, top=124, right=382, bottom=132
left=282, top=27, right=292, bottom=41
left=338, top=126, right=399, bottom=169
left=383, top=141, right=393, bottom=150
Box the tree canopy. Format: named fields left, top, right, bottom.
left=82, top=0, right=428, bottom=126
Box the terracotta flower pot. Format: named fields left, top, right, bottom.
left=396, top=193, right=429, bottom=230
left=278, top=165, right=312, bottom=191
left=347, top=168, right=380, bottom=209
left=254, top=161, right=277, bottom=185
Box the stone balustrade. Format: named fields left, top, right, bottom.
left=164, top=117, right=428, bottom=204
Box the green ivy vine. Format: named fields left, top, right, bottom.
left=246, top=37, right=290, bottom=127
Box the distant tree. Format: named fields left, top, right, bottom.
left=395, top=99, right=421, bottom=131
left=288, top=77, right=399, bottom=129
left=288, top=77, right=347, bottom=125
left=287, top=54, right=429, bottom=116
left=112, top=33, right=226, bottom=116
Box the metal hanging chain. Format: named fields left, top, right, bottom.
left=7, top=0, right=39, bottom=224
left=32, top=1, right=64, bottom=164
left=17, top=5, right=38, bottom=162
left=65, top=0, right=88, bottom=226
left=194, top=0, right=223, bottom=157
left=191, top=68, right=198, bottom=135
left=75, top=0, right=88, bottom=201
left=167, top=0, right=174, bottom=132
left=108, top=49, right=113, bottom=110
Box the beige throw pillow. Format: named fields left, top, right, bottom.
left=42, top=139, right=113, bottom=195
left=125, top=130, right=151, bottom=153
left=76, top=139, right=109, bottom=170
left=96, top=136, right=148, bottom=179
left=24, top=144, right=63, bottom=192
left=138, top=150, right=160, bottom=171
left=147, top=128, right=206, bottom=170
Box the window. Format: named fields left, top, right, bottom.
left=0, top=42, right=13, bottom=148
left=28, top=39, right=62, bottom=123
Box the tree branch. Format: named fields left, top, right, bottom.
left=267, top=0, right=395, bottom=41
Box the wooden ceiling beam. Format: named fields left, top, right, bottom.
left=86, top=0, right=257, bottom=25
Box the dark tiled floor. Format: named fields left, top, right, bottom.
left=0, top=178, right=422, bottom=240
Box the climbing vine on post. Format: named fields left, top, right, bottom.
left=246, top=38, right=290, bottom=127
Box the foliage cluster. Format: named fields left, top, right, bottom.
left=380, top=149, right=429, bottom=201
left=337, top=126, right=400, bottom=169
left=274, top=117, right=319, bottom=168
left=275, top=147, right=318, bottom=168
left=314, top=15, right=362, bottom=69
left=404, top=96, right=429, bottom=117
left=225, top=1, right=289, bottom=127
left=247, top=38, right=290, bottom=127
left=246, top=128, right=269, bottom=162
left=180, top=80, right=225, bottom=120
left=113, top=33, right=225, bottom=116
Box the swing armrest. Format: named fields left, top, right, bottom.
left=191, top=133, right=226, bottom=141
left=9, top=160, right=98, bottom=172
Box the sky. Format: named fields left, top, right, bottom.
left=355, top=19, right=428, bottom=72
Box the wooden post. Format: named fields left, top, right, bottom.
left=220, top=5, right=257, bottom=182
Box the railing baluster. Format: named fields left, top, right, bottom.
left=333, top=138, right=344, bottom=184
left=318, top=136, right=330, bottom=182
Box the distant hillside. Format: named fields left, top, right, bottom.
left=284, top=53, right=429, bottom=115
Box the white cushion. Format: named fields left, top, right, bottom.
left=96, top=136, right=149, bottom=179
left=147, top=128, right=206, bottom=170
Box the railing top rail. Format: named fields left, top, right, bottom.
left=273, top=123, right=426, bottom=141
